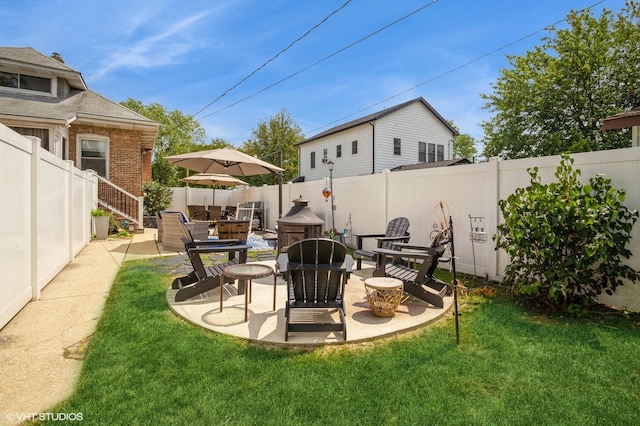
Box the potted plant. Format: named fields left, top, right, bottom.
left=92, top=208, right=109, bottom=240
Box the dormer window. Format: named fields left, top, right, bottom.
left=0, top=70, right=54, bottom=96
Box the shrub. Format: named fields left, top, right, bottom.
left=143, top=180, right=173, bottom=216
left=494, top=154, right=640, bottom=313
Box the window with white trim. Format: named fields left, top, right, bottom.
left=0, top=70, right=55, bottom=96
left=418, top=142, right=426, bottom=162
left=393, top=138, right=401, bottom=155
left=79, top=136, right=109, bottom=178
left=310, top=151, right=316, bottom=169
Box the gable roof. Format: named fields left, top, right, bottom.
left=0, top=47, right=158, bottom=148
left=299, top=97, right=457, bottom=145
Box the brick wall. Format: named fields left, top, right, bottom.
left=69, top=124, right=151, bottom=196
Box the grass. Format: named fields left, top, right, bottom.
left=39, top=259, right=640, bottom=425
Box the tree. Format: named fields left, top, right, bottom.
left=448, top=120, right=478, bottom=159
left=239, top=108, right=303, bottom=186
left=494, top=154, right=640, bottom=314
left=481, top=2, right=640, bottom=159
left=120, top=98, right=207, bottom=186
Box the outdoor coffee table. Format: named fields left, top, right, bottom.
left=364, top=277, right=404, bottom=317
left=221, top=264, right=276, bottom=322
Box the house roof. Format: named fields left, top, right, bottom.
left=391, top=158, right=471, bottom=172
left=0, top=47, right=86, bottom=90
left=0, top=47, right=159, bottom=148
left=602, top=107, right=640, bottom=131
left=298, top=97, right=458, bottom=145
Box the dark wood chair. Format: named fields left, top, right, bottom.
left=276, top=238, right=353, bottom=341
left=188, top=205, right=208, bottom=221
left=171, top=223, right=251, bottom=302
left=372, top=229, right=450, bottom=308
left=354, top=217, right=410, bottom=269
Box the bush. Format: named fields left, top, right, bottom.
left=143, top=180, right=173, bottom=216
left=494, top=154, right=640, bottom=313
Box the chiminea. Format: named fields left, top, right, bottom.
left=276, top=198, right=323, bottom=252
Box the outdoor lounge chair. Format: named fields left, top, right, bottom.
left=158, top=211, right=210, bottom=251
left=171, top=224, right=251, bottom=302
left=276, top=238, right=353, bottom=341
left=372, top=228, right=450, bottom=308
left=353, top=217, right=410, bottom=269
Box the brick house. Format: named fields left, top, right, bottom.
left=0, top=47, right=159, bottom=224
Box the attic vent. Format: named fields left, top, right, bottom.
left=51, top=52, right=64, bottom=63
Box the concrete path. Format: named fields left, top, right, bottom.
left=0, top=230, right=163, bottom=426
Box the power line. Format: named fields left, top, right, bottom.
left=305, top=0, right=607, bottom=136
left=190, top=0, right=353, bottom=119
left=199, top=0, right=440, bottom=120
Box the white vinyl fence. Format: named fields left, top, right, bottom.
left=0, top=125, right=95, bottom=330
left=174, top=148, right=640, bottom=312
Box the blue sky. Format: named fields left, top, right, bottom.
left=1, top=0, right=628, bottom=149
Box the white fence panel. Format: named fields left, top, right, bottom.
left=0, top=124, right=95, bottom=330
left=0, top=126, right=32, bottom=329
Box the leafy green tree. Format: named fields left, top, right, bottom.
left=240, top=108, right=302, bottom=186
left=494, top=154, right=640, bottom=314
left=142, top=180, right=173, bottom=216
left=120, top=98, right=207, bottom=186
left=482, top=2, right=640, bottom=159
left=449, top=120, right=478, bottom=159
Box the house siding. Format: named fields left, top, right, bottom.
left=298, top=99, right=454, bottom=181
left=374, top=102, right=452, bottom=173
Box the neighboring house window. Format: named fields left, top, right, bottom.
left=418, top=142, right=426, bottom=162
left=311, top=151, right=316, bottom=169
left=352, top=140, right=358, bottom=155
left=336, top=144, right=342, bottom=158
left=0, top=70, right=54, bottom=95
left=428, top=143, right=436, bottom=162
left=437, top=144, right=444, bottom=161
left=10, top=127, right=50, bottom=151
left=79, top=136, right=109, bottom=178
left=323, top=148, right=328, bottom=162
left=394, top=138, right=401, bottom=156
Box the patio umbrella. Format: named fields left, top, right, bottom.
left=181, top=173, right=248, bottom=206
left=167, top=147, right=284, bottom=217
left=166, top=147, right=283, bottom=176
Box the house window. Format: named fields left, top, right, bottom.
left=428, top=143, right=436, bottom=162
left=311, top=151, right=316, bottom=169
left=394, top=138, right=401, bottom=156
left=10, top=127, right=50, bottom=151
left=437, top=144, right=444, bottom=161
left=79, top=136, right=108, bottom=178
left=418, top=142, right=426, bottom=162
left=352, top=140, right=358, bottom=155
left=336, top=144, right=342, bottom=158
left=0, top=70, right=53, bottom=95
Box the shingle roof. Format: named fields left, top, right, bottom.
left=390, top=158, right=471, bottom=171
left=0, top=47, right=86, bottom=89
left=298, top=97, right=458, bottom=145
left=602, top=106, right=640, bottom=131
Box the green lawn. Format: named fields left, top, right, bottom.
left=41, top=259, right=640, bottom=425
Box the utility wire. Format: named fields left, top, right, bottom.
left=199, top=0, right=440, bottom=120
left=190, top=0, right=352, bottom=119
left=305, top=0, right=606, bottom=136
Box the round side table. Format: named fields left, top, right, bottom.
left=221, top=264, right=276, bottom=322
left=364, top=277, right=404, bottom=317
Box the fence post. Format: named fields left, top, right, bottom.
left=138, top=196, right=144, bottom=230
left=30, top=138, right=40, bottom=301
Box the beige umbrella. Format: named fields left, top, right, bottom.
left=181, top=173, right=248, bottom=207
left=166, top=147, right=283, bottom=176
left=167, top=147, right=284, bottom=217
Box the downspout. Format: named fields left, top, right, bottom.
left=369, top=121, right=375, bottom=174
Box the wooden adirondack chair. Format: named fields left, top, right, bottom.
left=353, top=217, right=410, bottom=269
left=276, top=238, right=353, bottom=341
left=372, top=228, right=450, bottom=308
left=171, top=223, right=251, bottom=302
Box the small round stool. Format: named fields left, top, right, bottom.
left=221, top=264, right=276, bottom=322
left=364, top=277, right=404, bottom=317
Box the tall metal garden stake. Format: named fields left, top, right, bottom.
left=449, top=216, right=460, bottom=344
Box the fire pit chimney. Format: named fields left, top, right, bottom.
left=276, top=197, right=324, bottom=252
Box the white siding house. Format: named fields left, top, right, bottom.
left=297, top=97, right=457, bottom=181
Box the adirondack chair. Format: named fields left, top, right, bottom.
left=276, top=238, right=353, bottom=341
left=372, top=228, right=450, bottom=308
left=172, top=223, right=251, bottom=302
left=353, top=217, right=410, bottom=269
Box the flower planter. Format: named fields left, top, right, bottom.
left=93, top=215, right=110, bottom=240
